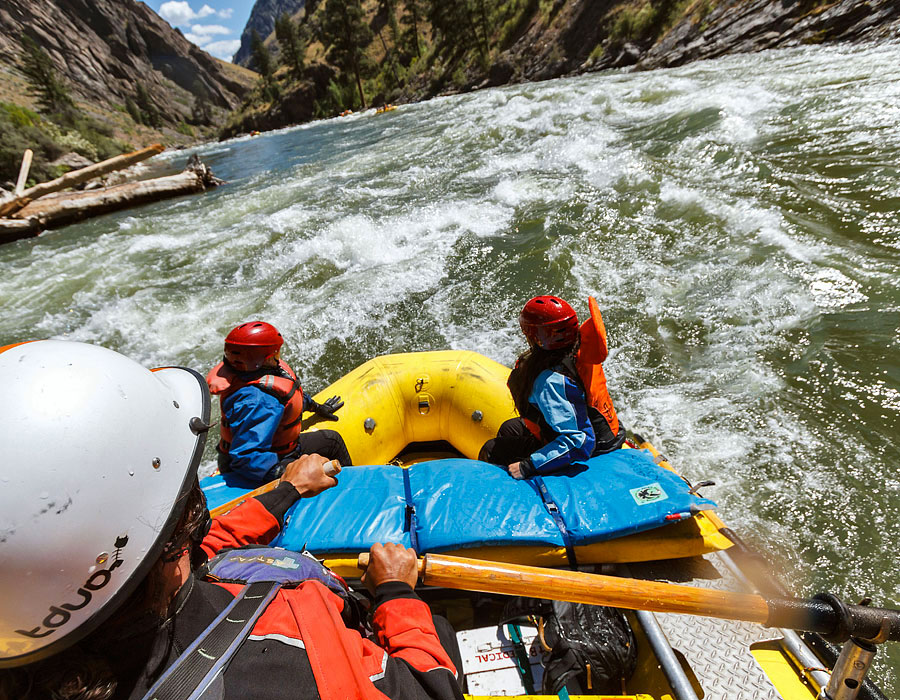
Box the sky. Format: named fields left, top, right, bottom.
left=143, top=0, right=257, bottom=62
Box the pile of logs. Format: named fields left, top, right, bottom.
left=0, top=145, right=223, bottom=245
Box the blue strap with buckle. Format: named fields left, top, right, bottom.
left=531, top=476, right=577, bottom=569
left=402, top=467, right=419, bottom=551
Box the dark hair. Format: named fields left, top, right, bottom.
left=0, top=481, right=210, bottom=700
left=508, top=338, right=579, bottom=418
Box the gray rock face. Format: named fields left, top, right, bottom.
left=233, top=0, right=306, bottom=68
left=0, top=0, right=252, bottom=125
left=469, top=0, right=900, bottom=90
left=49, top=152, right=94, bottom=170
left=639, top=0, right=900, bottom=70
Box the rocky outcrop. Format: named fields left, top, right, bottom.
left=0, top=0, right=254, bottom=127
left=493, top=0, right=619, bottom=83
left=233, top=0, right=306, bottom=68
left=487, top=0, right=900, bottom=81
left=639, top=0, right=900, bottom=70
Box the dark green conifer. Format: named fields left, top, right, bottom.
left=275, top=13, right=306, bottom=79
left=251, top=29, right=274, bottom=82
left=19, top=36, right=75, bottom=118
left=399, top=0, right=422, bottom=58
left=134, top=82, right=162, bottom=127
left=320, top=0, right=375, bottom=109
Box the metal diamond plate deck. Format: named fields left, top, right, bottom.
left=636, top=556, right=784, bottom=700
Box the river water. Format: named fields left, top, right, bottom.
left=2, top=40, right=898, bottom=691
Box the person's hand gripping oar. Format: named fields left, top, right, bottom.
left=356, top=552, right=900, bottom=643
left=210, top=455, right=342, bottom=517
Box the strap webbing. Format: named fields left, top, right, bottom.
left=401, top=467, right=419, bottom=551
left=531, top=476, right=578, bottom=569
left=506, top=623, right=536, bottom=694
left=142, top=580, right=281, bottom=700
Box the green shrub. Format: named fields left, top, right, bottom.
left=0, top=103, right=39, bottom=128
left=497, top=0, right=539, bottom=49
left=450, top=65, right=467, bottom=89
left=0, top=99, right=131, bottom=184
left=608, top=0, right=693, bottom=44
left=0, top=102, right=64, bottom=184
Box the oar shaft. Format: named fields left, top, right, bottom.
left=421, top=554, right=771, bottom=623
left=209, top=480, right=279, bottom=517
left=356, top=552, right=900, bottom=642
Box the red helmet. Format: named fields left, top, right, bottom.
left=519, top=296, right=578, bottom=350
left=224, top=321, right=284, bottom=372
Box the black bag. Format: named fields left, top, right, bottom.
left=502, top=598, right=637, bottom=695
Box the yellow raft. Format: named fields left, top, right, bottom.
left=290, top=351, right=832, bottom=700
left=299, top=350, right=729, bottom=576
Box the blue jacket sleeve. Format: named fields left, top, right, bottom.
left=222, top=386, right=285, bottom=483
left=527, top=370, right=595, bottom=473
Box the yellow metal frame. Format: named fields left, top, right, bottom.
left=751, top=641, right=821, bottom=699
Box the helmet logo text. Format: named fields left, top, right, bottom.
left=15, top=536, right=128, bottom=639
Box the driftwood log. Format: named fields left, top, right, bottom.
left=0, top=156, right=223, bottom=244
left=0, top=144, right=165, bottom=218
left=0, top=218, right=41, bottom=244
left=14, top=149, right=34, bottom=196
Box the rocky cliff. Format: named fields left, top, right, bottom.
left=227, top=0, right=900, bottom=138
left=482, top=0, right=900, bottom=85
left=0, top=0, right=254, bottom=129
left=233, top=0, right=306, bottom=68
left=639, top=0, right=900, bottom=70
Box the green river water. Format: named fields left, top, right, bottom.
left=1, top=40, right=898, bottom=693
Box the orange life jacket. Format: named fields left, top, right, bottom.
left=206, top=359, right=305, bottom=456
left=573, top=296, right=620, bottom=439
left=517, top=297, right=621, bottom=450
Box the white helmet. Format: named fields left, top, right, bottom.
left=0, top=340, right=210, bottom=668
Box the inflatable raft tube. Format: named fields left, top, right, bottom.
left=201, top=351, right=730, bottom=576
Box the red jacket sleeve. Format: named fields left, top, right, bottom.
left=201, top=497, right=281, bottom=559
left=372, top=596, right=457, bottom=675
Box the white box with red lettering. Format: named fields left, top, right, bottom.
left=456, top=624, right=545, bottom=696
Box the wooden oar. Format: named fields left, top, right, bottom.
left=209, top=480, right=280, bottom=517
left=357, top=552, right=900, bottom=643
left=209, top=459, right=341, bottom=517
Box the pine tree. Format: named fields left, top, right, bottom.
left=399, top=0, right=422, bottom=59
left=275, top=13, right=306, bottom=79
left=135, top=82, right=162, bottom=127
left=378, top=0, right=402, bottom=46
left=19, top=36, right=75, bottom=118
left=474, top=0, right=492, bottom=57
left=191, top=96, right=213, bottom=125
left=250, top=29, right=274, bottom=83
left=320, top=0, right=375, bottom=110
left=190, top=79, right=214, bottom=125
